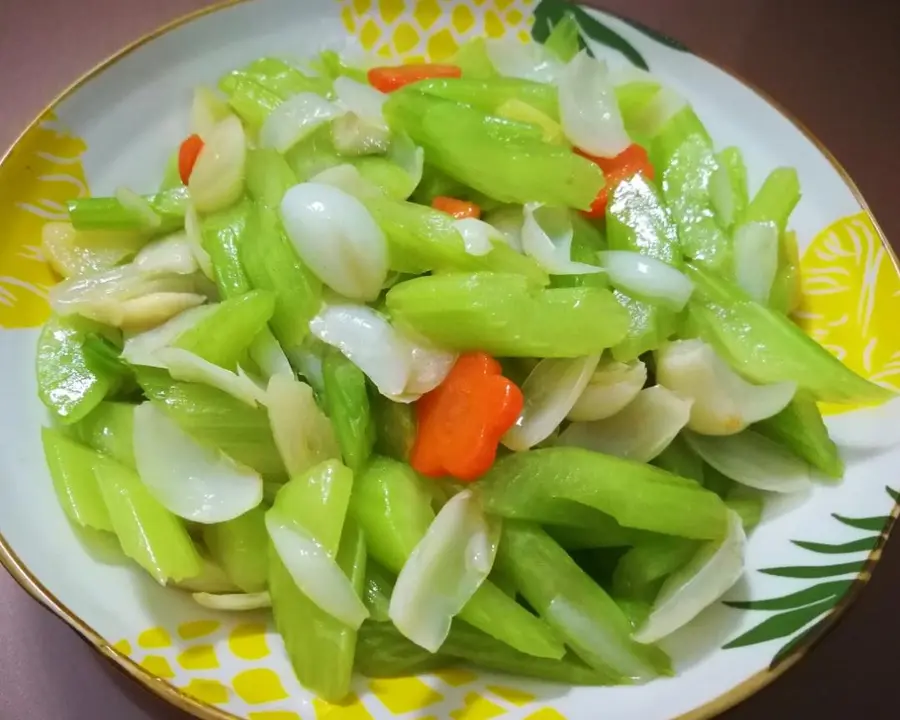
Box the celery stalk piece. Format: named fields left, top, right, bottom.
left=93, top=454, right=202, bottom=583
left=769, top=229, right=802, bottom=316
left=685, top=263, right=894, bottom=404
left=652, top=435, right=705, bottom=485
left=384, top=91, right=604, bottom=210
left=451, top=38, right=498, bottom=79
left=224, top=58, right=331, bottom=100
left=309, top=50, right=369, bottom=85
left=660, top=135, right=730, bottom=270
left=68, top=187, right=190, bottom=233
left=203, top=507, right=269, bottom=593
left=740, top=167, right=800, bottom=233
left=322, top=349, right=374, bottom=473
left=242, top=150, right=322, bottom=350
left=611, top=536, right=699, bottom=601
left=269, top=518, right=366, bottom=702
left=200, top=198, right=253, bottom=298
left=272, top=459, right=354, bottom=553
left=496, top=521, right=670, bottom=681
left=361, top=194, right=547, bottom=281
left=173, top=290, right=275, bottom=369
left=371, top=394, right=417, bottom=462
left=702, top=464, right=735, bottom=498
left=136, top=368, right=285, bottom=476
left=552, top=214, right=608, bottom=290
left=753, top=391, right=843, bottom=478
left=37, top=316, right=117, bottom=424
left=480, top=447, right=729, bottom=540
left=71, top=401, right=136, bottom=468
left=355, top=620, right=449, bottom=678
left=285, top=126, right=345, bottom=182
left=650, top=106, right=713, bottom=171
left=351, top=457, right=565, bottom=658
left=709, top=147, right=748, bottom=230
left=616, top=82, right=661, bottom=142
left=606, top=173, right=681, bottom=359
left=411, top=78, right=559, bottom=118
left=386, top=272, right=629, bottom=358
left=547, top=513, right=644, bottom=551
left=362, top=561, right=395, bottom=622
left=543, top=12, right=584, bottom=62
left=220, top=77, right=282, bottom=127
left=159, top=152, right=183, bottom=191
left=725, top=485, right=764, bottom=530
left=42, top=427, right=114, bottom=532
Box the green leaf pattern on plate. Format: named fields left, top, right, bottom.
left=722, top=486, right=897, bottom=668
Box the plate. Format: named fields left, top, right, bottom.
left=0, top=1, right=898, bottom=719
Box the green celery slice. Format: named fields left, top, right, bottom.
left=386, top=272, right=629, bottom=358
left=220, top=77, right=282, bottom=127
left=650, top=105, right=712, bottom=170
left=384, top=91, right=603, bottom=209
left=71, top=401, right=136, bottom=468
left=243, top=150, right=322, bottom=350
left=203, top=507, right=269, bottom=593
left=355, top=620, right=450, bottom=678
left=709, top=147, right=748, bottom=229
left=285, top=126, right=344, bottom=182
left=552, top=214, right=608, bottom=290
left=652, top=435, right=705, bottom=485
left=725, top=485, right=764, bottom=530
left=362, top=560, right=395, bottom=622
left=543, top=11, right=583, bottom=62
left=450, top=38, right=498, bottom=79
left=322, top=349, right=374, bottom=474
left=547, top=513, right=643, bottom=551
left=480, top=447, right=729, bottom=540
left=37, top=316, right=116, bottom=424
left=740, top=167, right=800, bottom=232
left=269, top=517, right=366, bottom=702
left=67, top=186, right=189, bottom=232
left=351, top=457, right=564, bottom=658
left=606, top=174, right=681, bottom=359
left=496, top=521, right=670, bottom=681
left=173, top=290, right=275, bottom=369
left=41, top=427, right=114, bottom=532
left=411, top=78, right=558, bottom=118
left=611, top=536, right=699, bottom=601
left=753, top=391, right=843, bottom=478
left=137, top=368, right=285, bottom=476
left=222, top=57, right=330, bottom=100
left=661, top=135, right=730, bottom=270
left=93, top=454, right=202, bottom=583
left=201, top=198, right=253, bottom=298
left=371, top=394, right=417, bottom=463
left=309, top=50, right=369, bottom=85
left=685, top=263, right=894, bottom=404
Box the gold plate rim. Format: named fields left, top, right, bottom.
left=0, top=2, right=895, bottom=719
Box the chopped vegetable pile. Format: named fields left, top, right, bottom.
left=35, top=16, right=896, bottom=703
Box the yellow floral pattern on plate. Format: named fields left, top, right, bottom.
left=115, top=621, right=559, bottom=719
left=0, top=113, right=88, bottom=328
left=339, top=0, right=537, bottom=62
left=795, top=212, right=900, bottom=415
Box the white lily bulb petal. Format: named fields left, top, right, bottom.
left=41, top=222, right=144, bottom=279
left=733, top=221, right=779, bottom=304
left=155, top=347, right=266, bottom=407
left=266, top=373, right=340, bottom=477
left=192, top=591, right=272, bottom=611
left=334, top=76, right=388, bottom=130
left=657, top=339, right=796, bottom=435
left=309, top=303, right=412, bottom=397
left=248, top=330, right=293, bottom=380
left=558, top=385, right=692, bottom=463
left=116, top=292, right=207, bottom=332
left=387, top=132, right=425, bottom=199
left=403, top=339, right=457, bottom=397
left=600, top=251, right=693, bottom=310
left=184, top=204, right=215, bottom=280
left=635, top=510, right=746, bottom=644
left=259, top=92, right=344, bottom=153
left=485, top=37, right=563, bottom=83
left=558, top=51, right=630, bottom=158
left=281, top=182, right=388, bottom=301
left=684, top=429, right=812, bottom=493
left=188, top=115, right=247, bottom=213
left=133, top=403, right=263, bottom=523
left=115, top=186, right=161, bottom=229
left=190, top=86, right=232, bottom=140
left=121, top=304, right=217, bottom=367
left=628, top=86, right=686, bottom=139
left=310, top=164, right=382, bottom=200
left=331, top=113, right=391, bottom=157
left=824, top=396, right=900, bottom=450
left=453, top=218, right=502, bottom=257
left=503, top=355, right=601, bottom=451
left=389, top=490, right=500, bottom=652
left=567, top=358, right=647, bottom=422
left=266, top=510, right=369, bottom=628
left=133, top=232, right=199, bottom=275
left=522, top=203, right=603, bottom=275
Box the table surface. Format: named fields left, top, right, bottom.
left=1, top=1, right=899, bottom=718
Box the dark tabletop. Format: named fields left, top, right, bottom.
left=1, top=0, right=898, bottom=718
